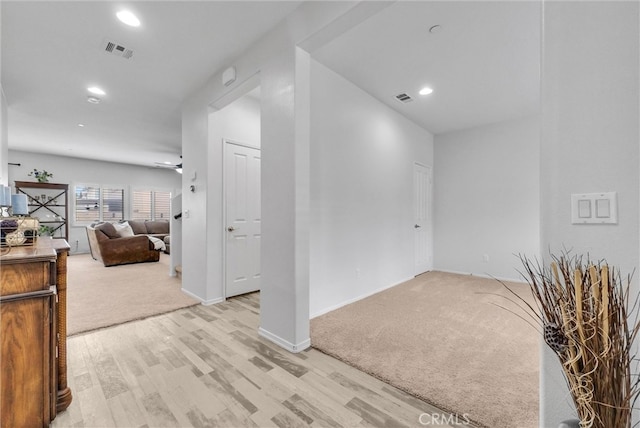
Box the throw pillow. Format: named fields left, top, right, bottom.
left=113, top=222, right=134, bottom=238
left=127, top=220, right=147, bottom=235
left=95, top=222, right=119, bottom=239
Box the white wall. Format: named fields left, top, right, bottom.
left=181, top=1, right=385, bottom=351
left=540, top=2, right=639, bottom=426
left=0, top=2, right=5, bottom=185
left=309, top=60, right=434, bottom=317
left=202, top=92, right=261, bottom=303
left=434, top=116, right=540, bottom=281
left=0, top=86, right=8, bottom=185
left=8, top=150, right=181, bottom=254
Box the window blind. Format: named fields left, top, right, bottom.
left=132, top=190, right=152, bottom=220
left=102, top=188, right=124, bottom=221
left=75, top=185, right=100, bottom=222
left=132, top=190, right=171, bottom=220
left=153, top=191, right=171, bottom=220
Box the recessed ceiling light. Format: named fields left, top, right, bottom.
left=78, top=123, right=85, bottom=127
left=419, top=87, right=434, bottom=96
left=87, top=86, right=105, bottom=96
left=87, top=96, right=101, bottom=104
left=429, top=25, right=442, bottom=34
left=117, top=10, right=140, bottom=27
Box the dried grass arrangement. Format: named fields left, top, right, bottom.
left=503, top=253, right=640, bottom=428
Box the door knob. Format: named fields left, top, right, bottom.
left=227, top=226, right=235, bottom=232
left=414, top=224, right=421, bottom=229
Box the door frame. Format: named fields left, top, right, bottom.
left=222, top=138, right=262, bottom=299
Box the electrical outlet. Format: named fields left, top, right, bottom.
left=483, top=254, right=490, bottom=263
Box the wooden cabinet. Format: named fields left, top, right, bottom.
left=14, top=181, right=69, bottom=241
left=1, top=239, right=72, bottom=426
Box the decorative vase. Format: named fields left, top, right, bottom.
left=37, top=177, right=49, bottom=183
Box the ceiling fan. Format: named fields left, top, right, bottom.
left=154, top=156, right=182, bottom=173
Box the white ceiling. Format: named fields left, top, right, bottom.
left=313, top=1, right=541, bottom=135
left=2, top=1, right=540, bottom=168
left=1, top=1, right=302, bottom=167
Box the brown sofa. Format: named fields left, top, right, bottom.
left=125, top=219, right=170, bottom=241
left=86, top=220, right=169, bottom=266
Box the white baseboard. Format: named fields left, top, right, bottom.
left=180, top=288, right=224, bottom=306
left=435, top=269, right=525, bottom=284
left=258, top=327, right=310, bottom=353
left=201, top=297, right=225, bottom=306
left=310, top=276, right=414, bottom=319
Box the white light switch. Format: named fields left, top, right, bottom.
left=578, top=200, right=591, bottom=218
left=596, top=199, right=610, bottom=218
left=571, top=192, right=617, bottom=224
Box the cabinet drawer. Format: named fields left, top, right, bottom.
left=1, top=261, right=51, bottom=295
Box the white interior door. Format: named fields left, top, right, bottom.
left=225, top=141, right=261, bottom=297
left=414, top=163, right=433, bottom=275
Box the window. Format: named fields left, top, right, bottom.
left=75, top=185, right=100, bottom=223
left=131, top=190, right=152, bottom=220
left=102, top=188, right=124, bottom=221
left=153, top=191, right=171, bottom=220
left=74, top=184, right=125, bottom=224
left=132, top=190, right=171, bottom=220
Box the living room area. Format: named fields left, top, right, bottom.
left=8, top=150, right=181, bottom=256
left=6, top=150, right=192, bottom=334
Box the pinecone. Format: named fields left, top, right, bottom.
left=544, top=322, right=568, bottom=353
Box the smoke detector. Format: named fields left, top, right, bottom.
left=102, top=38, right=134, bottom=59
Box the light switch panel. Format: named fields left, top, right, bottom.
left=571, top=192, right=617, bottom=224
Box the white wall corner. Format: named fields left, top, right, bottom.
left=435, top=269, right=525, bottom=285
left=180, top=287, right=223, bottom=306
left=258, top=327, right=311, bottom=353
left=540, top=340, right=577, bottom=426
left=310, top=276, right=414, bottom=319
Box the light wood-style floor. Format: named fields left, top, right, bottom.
left=52, top=293, right=462, bottom=428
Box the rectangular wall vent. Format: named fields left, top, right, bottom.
left=102, top=39, right=134, bottom=59
left=395, top=93, right=413, bottom=103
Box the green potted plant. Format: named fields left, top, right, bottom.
left=38, top=225, right=55, bottom=237
left=28, top=169, right=53, bottom=183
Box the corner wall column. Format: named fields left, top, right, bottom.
left=258, top=47, right=311, bottom=352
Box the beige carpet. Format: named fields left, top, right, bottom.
left=310, top=271, right=539, bottom=428
left=67, top=253, right=199, bottom=336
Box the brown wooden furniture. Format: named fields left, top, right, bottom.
left=50, top=239, right=72, bottom=412
left=0, top=238, right=72, bottom=426
left=15, top=181, right=69, bottom=241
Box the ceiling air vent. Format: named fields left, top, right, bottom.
left=102, top=39, right=134, bottom=59
left=395, top=93, right=413, bottom=104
